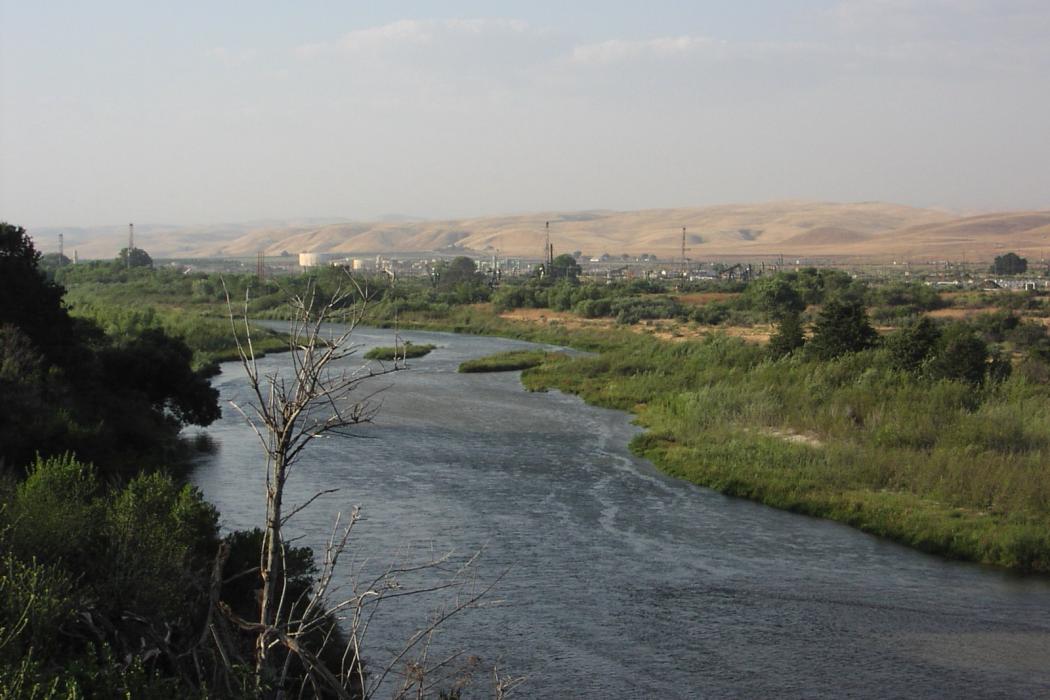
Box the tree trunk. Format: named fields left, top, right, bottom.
left=256, top=449, right=287, bottom=687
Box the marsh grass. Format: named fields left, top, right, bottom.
left=458, top=350, right=566, bottom=373
left=519, top=330, right=1050, bottom=572
left=364, top=342, right=436, bottom=360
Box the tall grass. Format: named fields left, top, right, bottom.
left=521, top=331, right=1050, bottom=572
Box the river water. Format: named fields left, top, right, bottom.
left=191, top=327, right=1050, bottom=698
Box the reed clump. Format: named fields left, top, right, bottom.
left=364, top=342, right=436, bottom=360
left=458, top=350, right=563, bottom=373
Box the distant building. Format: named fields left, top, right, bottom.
left=299, top=252, right=326, bottom=268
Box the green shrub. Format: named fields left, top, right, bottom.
left=364, top=342, right=436, bottom=360
left=460, top=350, right=560, bottom=373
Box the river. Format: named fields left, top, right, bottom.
left=191, top=327, right=1050, bottom=698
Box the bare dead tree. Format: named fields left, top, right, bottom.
left=223, top=276, right=407, bottom=695
left=221, top=276, right=521, bottom=699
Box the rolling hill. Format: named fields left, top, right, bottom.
left=28, top=202, right=1050, bottom=262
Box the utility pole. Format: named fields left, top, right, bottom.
left=127, top=223, right=134, bottom=269
left=545, top=221, right=554, bottom=268
left=681, top=227, right=688, bottom=274
left=58, top=233, right=65, bottom=266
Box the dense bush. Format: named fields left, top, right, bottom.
left=866, top=282, right=946, bottom=311
left=0, top=455, right=223, bottom=695
left=768, top=312, right=805, bottom=358
left=885, top=316, right=941, bottom=373
left=610, top=296, right=688, bottom=325
left=806, top=297, right=878, bottom=360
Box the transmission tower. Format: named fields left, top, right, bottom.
left=541, top=220, right=554, bottom=276
left=680, top=226, right=691, bottom=275
left=256, top=249, right=265, bottom=279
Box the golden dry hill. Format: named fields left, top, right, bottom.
left=34, top=202, right=1050, bottom=262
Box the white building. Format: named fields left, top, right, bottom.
left=299, top=252, right=326, bottom=268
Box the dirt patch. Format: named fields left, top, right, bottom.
left=498, top=308, right=612, bottom=333
left=498, top=309, right=772, bottom=344
left=928, top=308, right=993, bottom=319
left=762, top=428, right=823, bottom=448
left=673, top=292, right=741, bottom=306
left=650, top=323, right=772, bottom=344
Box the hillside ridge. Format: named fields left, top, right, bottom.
left=29, top=202, right=1050, bottom=261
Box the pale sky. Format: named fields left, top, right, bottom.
left=2, top=1, right=1049, bottom=227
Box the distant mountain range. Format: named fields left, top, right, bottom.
left=28, top=202, right=1050, bottom=262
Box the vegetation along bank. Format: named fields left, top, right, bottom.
left=46, top=251, right=1050, bottom=573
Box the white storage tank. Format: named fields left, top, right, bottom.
left=299, top=252, right=324, bottom=268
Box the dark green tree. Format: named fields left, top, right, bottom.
left=886, top=316, right=941, bottom=373
left=749, top=275, right=805, bottom=320
left=435, top=256, right=479, bottom=286
left=117, top=246, right=153, bottom=268
left=768, top=311, right=806, bottom=358
left=991, top=252, right=1027, bottom=275
left=0, top=223, right=74, bottom=362
left=0, top=223, right=219, bottom=473
left=794, top=267, right=858, bottom=305
left=927, top=324, right=991, bottom=385
left=100, top=328, right=221, bottom=427
left=549, top=253, right=582, bottom=283
left=39, top=252, right=72, bottom=273
left=432, top=256, right=489, bottom=302
left=807, top=296, right=878, bottom=360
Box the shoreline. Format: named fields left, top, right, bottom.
left=370, top=307, right=1050, bottom=575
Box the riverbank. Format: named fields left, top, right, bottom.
left=388, top=305, right=1050, bottom=574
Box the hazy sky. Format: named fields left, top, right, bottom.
left=2, top=1, right=1048, bottom=227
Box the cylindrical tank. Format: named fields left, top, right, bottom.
left=299, top=252, right=323, bottom=268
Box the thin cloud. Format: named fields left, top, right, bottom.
left=830, top=0, right=1050, bottom=39
left=567, top=35, right=834, bottom=70
left=294, top=18, right=535, bottom=59
left=570, top=36, right=721, bottom=66
left=204, top=47, right=257, bottom=67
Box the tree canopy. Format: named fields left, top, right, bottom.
left=806, top=296, right=878, bottom=360
left=886, top=316, right=941, bottom=373
left=117, top=246, right=154, bottom=268
left=992, top=252, right=1027, bottom=275
left=768, top=312, right=806, bottom=358
left=0, top=223, right=74, bottom=362
left=749, top=275, right=805, bottom=320
left=435, top=256, right=480, bottom=287
left=926, top=324, right=993, bottom=385
left=549, top=253, right=582, bottom=283
left=0, top=223, right=218, bottom=474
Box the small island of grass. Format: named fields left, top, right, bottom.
left=458, top=349, right=562, bottom=373
left=364, top=342, right=437, bottom=360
